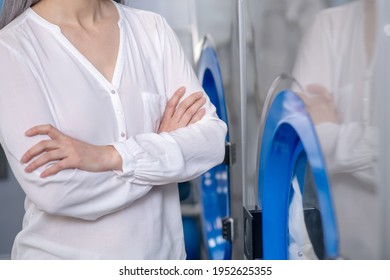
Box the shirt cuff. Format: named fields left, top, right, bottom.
left=315, top=122, right=339, bottom=157
left=111, top=132, right=181, bottom=179
left=111, top=138, right=142, bottom=177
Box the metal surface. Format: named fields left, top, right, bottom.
left=258, top=90, right=338, bottom=259
left=196, top=0, right=244, bottom=260
left=377, top=0, right=390, bottom=259
left=256, top=74, right=303, bottom=206
left=197, top=38, right=232, bottom=260
left=243, top=0, right=329, bottom=211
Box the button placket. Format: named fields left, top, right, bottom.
left=108, top=87, right=127, bottom=140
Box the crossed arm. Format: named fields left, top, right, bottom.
left=21, top=87, right=207, bottom=178
left=0, top=15, right=227, bottom=220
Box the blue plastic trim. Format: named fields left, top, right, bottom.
left=197, top=42, right=231, bottom=260
left=258, top=90, right=339, bottom=260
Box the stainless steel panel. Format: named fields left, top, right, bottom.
left=377, top=0, right=390, bottom=259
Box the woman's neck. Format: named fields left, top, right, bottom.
left=32, top=0, right=112, bottom=28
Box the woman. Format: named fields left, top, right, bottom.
left=293, top=0, right=379, bottom=259
left=0, top=0, right=227, bottom=259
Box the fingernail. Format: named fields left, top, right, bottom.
left=179, top=86, right=186, bottom=93
left=25, top=128, right=33, bottom=136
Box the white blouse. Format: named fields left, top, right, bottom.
left=0, top=2, right=226, bottom=259
left=292, top=1, right=380, bottom=259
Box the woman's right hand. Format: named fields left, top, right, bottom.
left=21, top=124, right=122, bottom=177
left=158, top=87, right=206, bottom=133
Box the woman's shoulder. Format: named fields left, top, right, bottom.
left=0, top=9, right=32, bottom=47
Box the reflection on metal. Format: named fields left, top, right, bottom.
left=377, top=0, right=390, bottom=259
left=238, top=0, right=248, bottom=210
left=259, top=74, right=303, bottom=134
left=197, top=36, right=232, bottom=260
left=288, top=145, right=324, bottom=260
left=258, top=90, right=338, bottom=260
left=244, top=0, right=327, bottom=210
left=256, top=74, right=303, bottom=206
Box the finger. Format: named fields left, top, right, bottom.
left=21, top=140, right=59, bottom=164
left=306, top=84, right=328, bottom=95
left=40, top=159, right=71, bottom=178
left=295, top=91, right=310, bottom=106
left=25, top=124, right=64, bottom=140
left=24, top=149, right=66, bottom=174
left=178, top=97, right=206, bottom=125
left=189, top=108, right=206, bottom=125
left=172, top=91, right=203, bottom=122
left=306, top=84, right=334, bottom=101
left=162, top=87, right=186, bottom=120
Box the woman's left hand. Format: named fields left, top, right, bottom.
left=158, top=87, right=206, bottom=133
left=21, top=124, right=122, bottom=178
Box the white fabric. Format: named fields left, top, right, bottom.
left=292, top=0, right=380, bottom=259
left=288, top=176, right=318, bottom=260
left=0, top=2, right=226, bottom=259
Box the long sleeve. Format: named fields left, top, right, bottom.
left=1, top=5, right=222, bottom=260
left=0, top=10, right=226, bottom=222
left=292, top=7, right=377, bottom=186
left=315, top=122, right=377, bottom=185
left=112, top=17, right=227, bottom=185
left=0, top=46, right=153, bottom=221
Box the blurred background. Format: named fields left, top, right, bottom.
left=1, top=0, right=389, bottom=260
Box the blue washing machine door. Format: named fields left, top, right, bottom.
left=258, top=90, right=339, bottom=260
left=197, top=37, right=231, bottom=260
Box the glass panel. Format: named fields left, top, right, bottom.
left=292, top=0, right=381, bottom=259
left=246, top=0, right=329, bottom=210
left=377, top=0, right=390, bottom=259
left=193, top=0, right=242, bottom=259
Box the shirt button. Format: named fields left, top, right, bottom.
left=121, top=132, right=126, bottom=137
left=111, top=90, right=116, bottom=95
left=117, top=110, right=122, bottom=115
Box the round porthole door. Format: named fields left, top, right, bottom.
left=197, top=37, right=232, bottom=260
left=258, top=89, right=339, bottom=260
